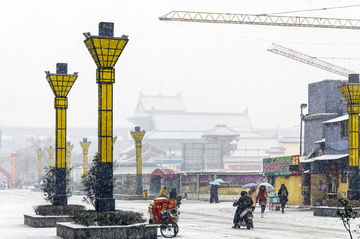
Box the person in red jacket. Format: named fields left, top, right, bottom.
left=257, top=185, right=267, bottom=218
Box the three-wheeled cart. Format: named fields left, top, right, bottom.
left=148, top=197, right=180, bottom=238
left=269, top=196, right=281, bottom=211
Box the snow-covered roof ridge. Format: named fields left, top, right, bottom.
left=135, top=92, right=187, bottom=113
left=202, top=124, right=240, bottom=137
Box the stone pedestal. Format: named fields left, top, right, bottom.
left=56, top=222, right=158, bottom=239
left=24, top=214, right=71, bottom=228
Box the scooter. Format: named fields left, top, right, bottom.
left=233, top=197, right=254, bottom=230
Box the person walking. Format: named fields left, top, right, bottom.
left=257, top=185, right=267, bottom=218
left=159, top=185, right=168, bottom=197
left=278, top=184, right=289, bottom=213
left=215, top=185, right=220, bottom=203
left=169, top=188, right=177, bottom=199
left=248, top=186, right=257, bottom=212
left=210, top=185, right=217, bottom=203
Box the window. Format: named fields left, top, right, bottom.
left=341, top=120, right=348, bottom=138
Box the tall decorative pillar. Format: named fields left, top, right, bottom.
left=47, top=146, right=55, bottom=169
left=83, top=22, right=128, bottom=212
left=36, top=149, right=44, bottom=183
left=80, top=138, right=91, bottom=175
left=339, top=74, right=360, bottom=200
left=130, top=126, right=146, bottom=195
left=11, top=151, right=18, bottom=181
left=45, top=63, right=78, bottom=206
left=66, top=142, right=74, bottom=175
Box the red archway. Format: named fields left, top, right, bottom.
left=150, top=168, right=179, bottom=194
left=150, top=168, right=178, bottom=180
left=0, top=165, right=11, bottom=181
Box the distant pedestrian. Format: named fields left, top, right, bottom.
left=170, top=188, right=181, bottom=208
left=210, top=185, right=219, bottom=203
left=215, top=185, right=220, bottom=203
left=248, top=186, right=257, bottom=212
left=278, top=184, right=289, bottom=213
left=159, top=185, right=168, bottom=197
left=257, top=185, right=267, bottom=218
left=169, top=188, right=177, bottom=199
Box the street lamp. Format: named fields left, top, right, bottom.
left=45, top=63, right=78, bottom=206
left=299, top=103, right=307, bottom=156
left=339, top=74, right=360, bottom=200
left=83, top=22, right=129, bottom=212
left=130, top=126, right=146, bottom=195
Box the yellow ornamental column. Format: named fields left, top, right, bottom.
left=47, top=146, right=55, bottom=169
left=84, top=22, right=128, bottom=212
left=46, top=63, right=78, bottom=206
left=11, top=151, right=18, bottom=181
left=130, top=126, right=146, bottom=195
left=66, top=142, right=74, bottom=175
left=338, top=74, right=360, bottom=200
left=79, top=138, right=91, bottom=175
left=36, top=149, right=44, bottom=183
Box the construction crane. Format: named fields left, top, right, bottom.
left=159, top=11, right=360, bottom=30
left=159, top=11, right=360, bottom=76
left=267, top=43, right=357, bottom=77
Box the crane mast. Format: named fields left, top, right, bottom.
left=159, top=11, right=360, bottom=30
left=267, top=43, right=357, bottom=77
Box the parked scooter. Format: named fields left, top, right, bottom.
left=233, top=197, right=254, bottom=229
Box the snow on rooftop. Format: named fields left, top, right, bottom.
left=138, top=93, right=186, bottom=112
left=202, top=125, right=240, bottom=137
left=323, top=114, right=348, bottom=124
left=152, top=112, right=253, bottom=132
left=311, top=154, right=348, bottom=161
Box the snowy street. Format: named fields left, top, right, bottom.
left=1, top=189, right=359, bottom=238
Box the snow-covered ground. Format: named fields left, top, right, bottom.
left=1, top=189, right=360, bottom=238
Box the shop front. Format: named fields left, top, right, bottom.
left=263, top=155, right=302, bottom=205
left=305, top=154, right=348, bottom=206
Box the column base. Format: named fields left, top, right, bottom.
left=347, top=189, right=360, bottom=201
left=95, top=198, right=115, bottom=212
left=136, top=174, right=142, bottom=195
left=53, top=195, right=67, bottom=206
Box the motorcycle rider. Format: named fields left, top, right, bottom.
left=233, top=191, right=253, bottom=228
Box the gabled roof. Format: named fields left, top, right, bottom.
left=135, top=92, right=186, bottom=113
left=202, top=125, right=240, bottom=137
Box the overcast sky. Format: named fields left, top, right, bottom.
left=1, top=0, right=360, bottom=132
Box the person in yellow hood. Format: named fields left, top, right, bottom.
left=159, top=185, right=168, bottom=197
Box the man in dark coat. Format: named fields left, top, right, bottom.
left=169, top=188, right=177, bottom=199
left=210, top=185, right=219, bottom=203
left=278, top=184, right=289, bottom=213
left=233, top=191, right=253, bottom=228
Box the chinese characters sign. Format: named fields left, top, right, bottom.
left=263, top=155, right=299, bottom=176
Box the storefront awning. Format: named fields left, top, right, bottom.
left=311, top=154, right=348, bottom=161
left=150, top=168, right=178, bottom=180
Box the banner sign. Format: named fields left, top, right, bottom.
left=263, top=155, right=299, bottom=176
